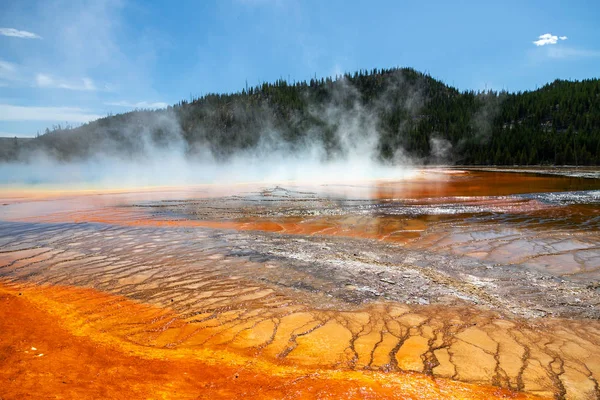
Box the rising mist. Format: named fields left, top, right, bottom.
left=1, top=69, right=436, bottom=187
left=2, top=68, right=599, bottom=187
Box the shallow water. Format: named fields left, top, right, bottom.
left=1, top=168, right=600, bottom=399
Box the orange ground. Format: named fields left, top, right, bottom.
left=0, top=282, right=539, bottom=400
left=2, top=169, right=598, bottom=399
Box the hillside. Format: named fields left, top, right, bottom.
left=0, top=137, right=33, bottom=161
left=4, top=67, right=600, bottom=165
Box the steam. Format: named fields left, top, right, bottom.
left=0, top=141, right=412, bottom=189
left=429, top=137, right=452, bottom=163
left=0, top=76, right=424, bottom=188
left=471, top=91, right=505, bottom=143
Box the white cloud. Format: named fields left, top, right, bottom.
left=35, top=73, right=98, bottom=91
left=0, top=28, right=42, bottom=39
left=0, top=104, right=102, bottom=122
left=533, top=33, right=567, bottom=46
left=105, top=100, right=168, bottom=109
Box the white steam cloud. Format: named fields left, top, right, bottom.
left=0, top=76, right=426, bottom=188
left=429, top=137, right=452, bottom=162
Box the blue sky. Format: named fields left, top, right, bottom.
left=0, top=0, right=599, bottom=137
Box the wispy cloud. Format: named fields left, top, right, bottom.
left=546, top=46, right=600, bottom=59
left=0, top=60, right=17, bottom=73
left=0, top=104, right=102, bottom=122
left=0, top=59, right=28, bottom=86
left=0, top=60, right=19, bottom=83
left=106, top=100, right=169, bottom=109
left=35, top=73, right=98, bottom=91
left=0, top=63, right=106, bottom=91
left=0, top=60, right=24, bottom=87
left=0, top=27, right=42, bottom=39
left=533, top=33, right=568, bottom=46
left=30, top=1, right=160, bottom=100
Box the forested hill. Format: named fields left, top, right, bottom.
left=4, top=67, right=600, bottom=165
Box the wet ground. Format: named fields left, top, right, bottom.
left=1, top=168, right=600, bottom=399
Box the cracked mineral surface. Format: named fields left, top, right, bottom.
left=1, top=168, right=599, bottom=399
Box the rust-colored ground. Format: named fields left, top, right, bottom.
left=0, top=282, right=534, bottom=400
